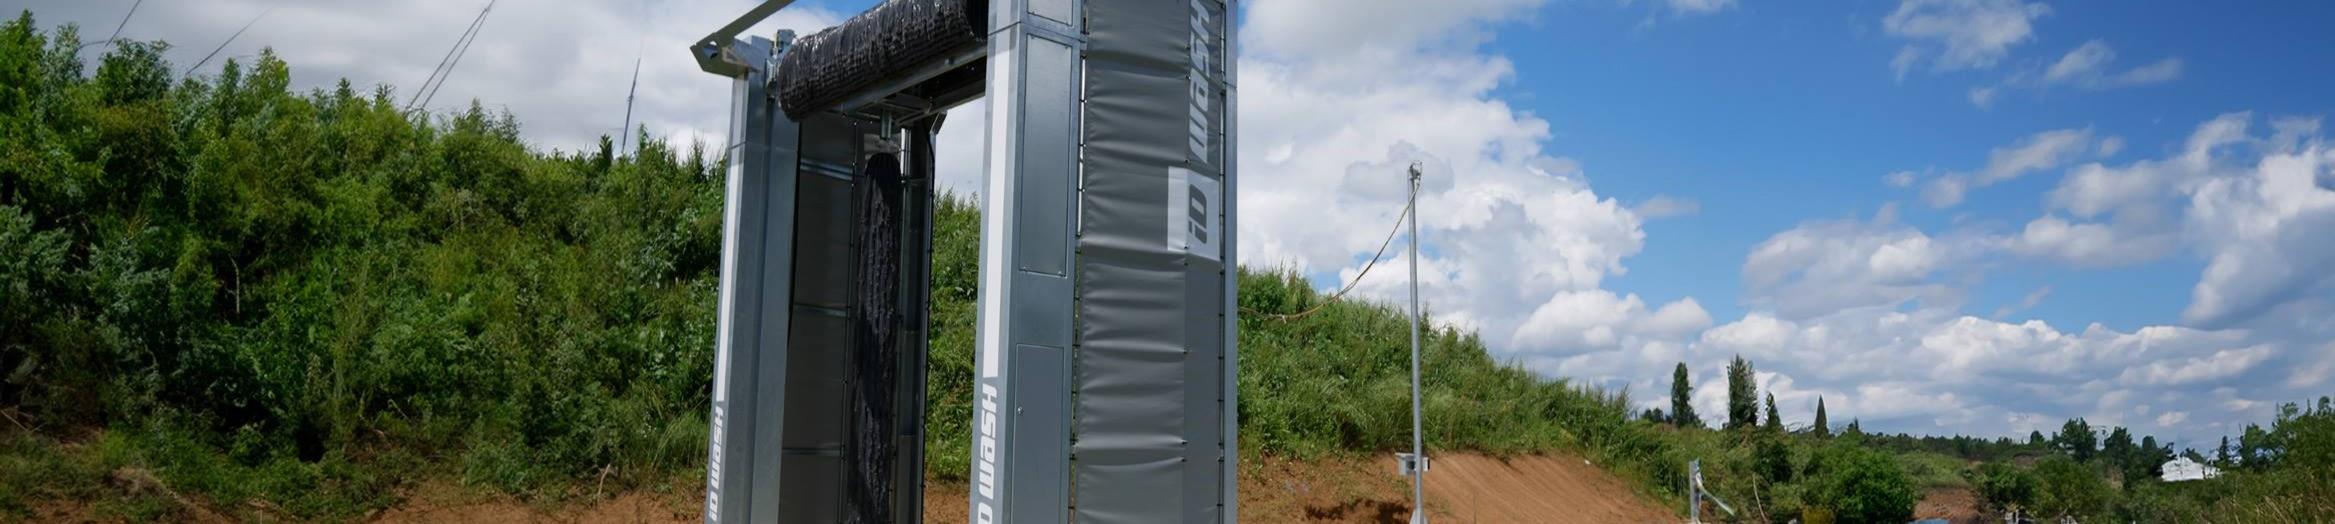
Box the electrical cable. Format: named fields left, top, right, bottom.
left=107, top=0, right=142, bottom=45
left=1258, top=197, right=1414, bottom=322
left=408, top=10, right=481, bottom=110
left=416, top=0, right=495, bottom=112
left=408, top=0, right=495, bottom=111
left=74, top=0, right=143, bottom=51
left=185, top=7, right=273, bottom=77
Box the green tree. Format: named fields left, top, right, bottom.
left=1813, top=396, right=1830, bottom=438
left=1975, top=462, right=2038, bottom=514
left=1755, top=434, right=1793, bottom=484
left=1812, top=445, right=1917, bottom=524
left=2276, top=399, right=2335, bottom=469
left=2102, top=426, right=2135, bottom=475
left=2136, top=435, right=2167, bottom=480
left=0, top=15, right=742, bottom=513
left=1671, top=362, right=1701, bottom=429
left=2238, top=423, right=2271, bottom=471
left=2055, top=418, right=2096, bottom=462
left=1725, top=355, right=1757, bottom=430
left=2029, top=430, right=2047, bottom=447
left=2032, top=455, right=2112, bottom=520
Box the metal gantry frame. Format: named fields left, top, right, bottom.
left=692, top=0, right=1238, bottom=522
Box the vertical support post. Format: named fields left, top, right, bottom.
left=1405, top=163, right=1426, bottom=524
left=705, top=35, right=797, bottom=524
left=969, top=0, right=1083, bottom=522
left=1220, top=1, right=1242, bottom=521
left=1689, top=459, right=1702, bottom=524
left=898, top=119, right=941, bottom=524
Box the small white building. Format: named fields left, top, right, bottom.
left=2160, top=457, right=2221, bottom=482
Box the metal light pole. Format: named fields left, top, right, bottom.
left=1405, top=162, right=1428, bottom=524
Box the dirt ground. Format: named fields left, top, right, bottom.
left=924, top=452, right=1675, bottom=524
left=368, top=481, right=700, bottom=524
left=16, top=453, right=1673, bottom=523
left=1415, top=454, right=1678, bottom=524
left=1911, top=486, right=1985, bottom=524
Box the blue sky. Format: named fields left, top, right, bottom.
left=1228, top=0, right=2335, bottom=447
left=1508, top=1, right=2335, bottom=331
left=35, top=0, right=2334, bottom=448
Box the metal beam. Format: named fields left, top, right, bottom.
left=693, top=0, right=797, bottom=77
left=704, top=35, right=799, bottom=524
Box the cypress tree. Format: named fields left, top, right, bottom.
left=1670, top=363, right=1701, bottom=429
left=1725, top=355, right=1757, bottom=430
left=1813, top=397, right=1831, bottom=437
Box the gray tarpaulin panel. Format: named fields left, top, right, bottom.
left=1075, top=0, right=1231, bottom=521
left=1181, top=2, right=1233, bottom=519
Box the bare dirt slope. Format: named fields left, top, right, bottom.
left=1417, top=454, right=1678, bottom=524
left=928, top=452, right=1675, bottom=524
left=1912, top=487, right=1984, bottom=524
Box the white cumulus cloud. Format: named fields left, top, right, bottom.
left=1920, top=128, right=2096, bottom=207
left=1236, top=0, right=1719, bottom=370
left=1882, top=0, right=2050, bottom=78
left=33, top=0, right=846, bottom=153
left=2042, top=40, right=2184, bottom=88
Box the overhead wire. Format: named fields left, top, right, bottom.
left=408, top=11, right=481, bottom=109
left=418, top=0, right=495, bottom=111
left=75, top=0, right=143, bottom=51
left=1255, top=197, right=1415, bottom=322
left=106, top=0, right=142, bottom=45
left=409, top=0, right=497, bottom=112
left=408, top=1, right=492, bottom=110
left=185, top=7, right=274, bottom=77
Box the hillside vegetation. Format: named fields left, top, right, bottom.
left=1, top=14, right=1678, bottom=520
left=3, top=13, right=2329, bottom=523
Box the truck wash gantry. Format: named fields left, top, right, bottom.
left=693, top=0, right=1236, bottom=521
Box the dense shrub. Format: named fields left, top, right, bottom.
left=1807, top=444, right=1916, bottom=524
left=1973, top=462, right=2037, bottom=513
left=1, top=12, right=721, bottom=518
left=1755, top=434, right=1794, bottom=484
left=2032, top=455, right=2113, bottom=520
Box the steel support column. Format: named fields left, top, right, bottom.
left=966, top=0, right=1083, bottom=522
